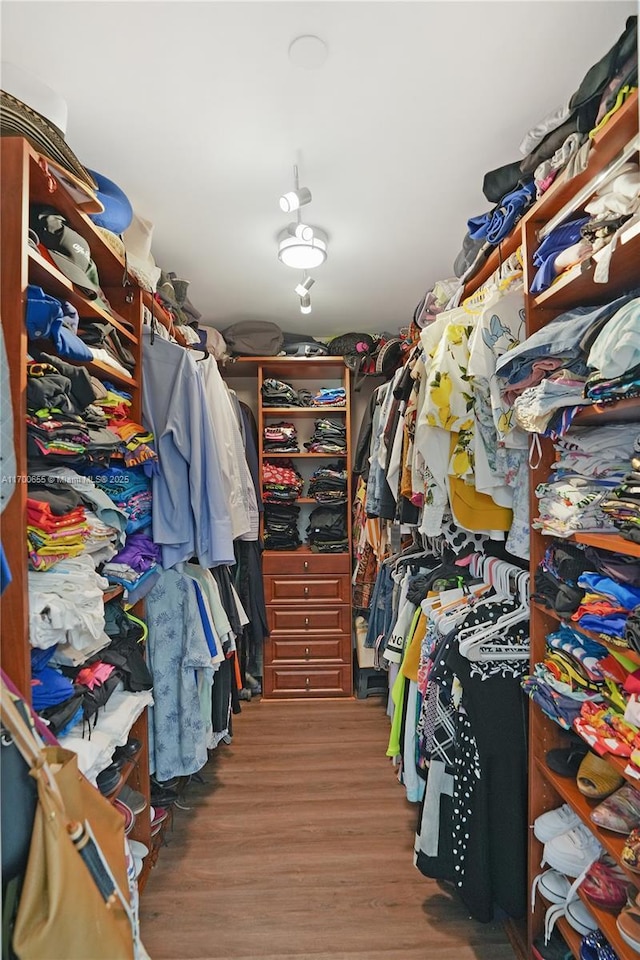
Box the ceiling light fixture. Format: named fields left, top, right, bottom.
left=294, top=274, right=315, bottom=297
left=287, top=221, right=314, bottom=242
left=278, top=227, right=327, bottom=269
left=300, top=294, right=312, bottom=315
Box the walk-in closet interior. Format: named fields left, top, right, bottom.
left=1, top=4, right=639, bottom=959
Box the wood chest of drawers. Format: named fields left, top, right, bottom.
left=262, top=550, right=353, bottom=699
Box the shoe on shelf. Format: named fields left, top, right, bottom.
left=580, top=929, right=621, bottom=960
left=532, top=929, right=573, bottom=960
left=617, top=905, right=640, bottom=953
left=531, top=868, right=572, bottom=907
left=118, top=783, right=148, bottom=815
left=96, top=763, right=122, bottom=796
left=577, top=752, right=624, bottom=800
left=622, top=829, right=640, bottom=873
left=534, top=803, right=581, bottom=843
left=113, top=797, right=135, bottom=836
left=591, top=783, right=640, bottom=834
left=580, top=857, right=628, bottom=911
left=127, top=839, right=149, bottom=860
left=542, top=823, right=603, bottom=878
left=113, top=738, right=142, bottom=763
left=565, top=898, right=598, bottom=936
left=546, top=743, right=589, bottom=778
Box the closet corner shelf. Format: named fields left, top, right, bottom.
left=534, top=757, right=639, bottom=884
left=263, top=452, right=347, bottom=459
left=530, top=600, right=640, bottom=668
left=28, top=248, right=138, bottom=345
left=103, top=585, right=124, bottom=603
left=570, top=532, right=640, bottom=559
left=531, top=219, right=640, bottom=311
left=263, top=406, right=348, bottom=416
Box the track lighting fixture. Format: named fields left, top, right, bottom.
left=287, top=222, right=314, bottom=242
left=280, top=187, right=312, bottom=213
left=294, top=275, right=315, bottom=297
left=300, top=294, right=312, bottom=314
left=278, top=227, right=327, bottom=269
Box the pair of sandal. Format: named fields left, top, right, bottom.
left=581, top=857, right=628, bottom=911
left=617, top=889, right=640, bottom=953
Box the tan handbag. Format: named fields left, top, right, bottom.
left=0, top=682, right=135, bottom=960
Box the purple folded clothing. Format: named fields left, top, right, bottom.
left=110, top=533, right=161, bottom=574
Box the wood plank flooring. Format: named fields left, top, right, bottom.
left=140, top=698, right=516, bottom=960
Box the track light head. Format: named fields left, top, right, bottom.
left=279, top=187, right=312, bottom=213
left=287, top=222, right=314, bottom=242
left=300, top=294, right=312, bottom=315
left=294, top=276, right=315, bottom=297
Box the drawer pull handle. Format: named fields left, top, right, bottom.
left=305, top=677, right=311, bottom=689
left=304, top=647, right=310, bottom=658
left=303, top=561, right=309, bottom=571
left=303, top=586, right=309, bottom=596
left=304, top=617, right=310, bottom=628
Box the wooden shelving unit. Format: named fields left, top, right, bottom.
left=522, top=92, right=640, bottom=959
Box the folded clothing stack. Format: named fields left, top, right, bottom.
left=534, top=424, right=636, bottom=538
left=602, top=454, right=640, bottom=542
left=77, top=318, right=135, bottom=380
left=304, top=418, right=347, bottom=454
left=307, top=463, right=348, bottom=503
left=585, top=296, right=640, bottom=404
left=102, top=533, right=162, bottom=602
left=312, top=388, right=346, bottom=407
left=533, top=540, right=593, bottom=617
left=27, top=497, right=89, bottom=571
left=306, top=504, right=349, bottom=553
left=92, top=382, right=158, bottom=469
left=28, top=554, right=109, bottom=651
left=263, top=503, right=300, bottom=550
left=571, top=572, right=640, bottom=641
left=30, top=646, right=84, bottom=737
left=263, top=421, right=299, bottom=454
left=261, top=378, right=313, bottom=407
left=82, top=464, right=152, bottom=534
left=530, top=216, right=592, bottom=294
left=25, top=284, right=92, bottom=363
left=262, top=459, right=303, bottom=503
left=467, top=180, right=537, bottom=248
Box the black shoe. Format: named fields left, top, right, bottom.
left=96, top=763, right=122, bottom=796
left=113, top=739, right=142, bottom=762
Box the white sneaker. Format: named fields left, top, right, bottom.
left=565, top=898, right=598, bottom=935
left=534, top=803, right=581, bottom=843
left=543, top=823, right=603, bottom=878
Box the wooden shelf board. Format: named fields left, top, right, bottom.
left=103, top=585, right=124, bottom=603
left=571, top=532, right=640, bottom=559
left=28, top=249, right=138, bottom=344
left=530, top=600, right=640, bottom=668
left=263, top=407, right=348, bottom=416
left=85, top=360, right=137, bottom=388
left=264, top=452, right=347, bottom=459
left=224, top=356, right=348, bottom=378
left=532, top=219, right=640, bottom=312
left=573, top=397, right=640, bottom=427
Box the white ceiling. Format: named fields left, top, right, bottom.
left=2, top=1, right=636, bottom=337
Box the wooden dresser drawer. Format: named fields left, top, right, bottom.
left=263, top=665, right=352, bottom=698
left=263, top=551, right=351, bottom=576
left=265, top=635, right=351, bottom=665
left=265, top=575, right=350, bottom=604
left=267, top=605, right=350, bottom=636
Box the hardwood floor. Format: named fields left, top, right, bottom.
left=140, top=698, right=516, bottom=960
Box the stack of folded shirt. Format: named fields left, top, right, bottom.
left=312, top=388, right=346, bottom=407
left=585, top=296, right=640, bottom=403
left=570, top=572, right=640, bottom=642
left=261, top=378, right=313, bottom=407
left=304, top=419, right=347, bottom=454
left=102, top=533, right=162, bottom=602
left=27, top=410, right=91, bottom=464
left=77, top=319, right=135, bottom=379
left=28, top=554, right=109, bottom=652
left=263, top=422, right=299, bottom=453
left=534, top=424, right=636, bottom=538
left=92, top=383, right=158, bottom=469
left=513, top=371, right=591, bottom=436
left=262, top=459, right=304, bottom=503
left=307, top=463, right=348, bottom=503
left=26, top=497, right=89, bottom=571
left=529, top=216, right=592, bottom=294
left=82, top=464, right=152, bottom=534
left=306, top=504, right=349, bottom=553
left=496, top=291, right=640, bottom=409
left=602, top=454, right=640, bottom=542
left=263, top=504, right=301, bottom=550
left=30, top=647, right=84, bottom=737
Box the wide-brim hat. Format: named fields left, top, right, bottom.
left=0, top=63, right=99, bottom=208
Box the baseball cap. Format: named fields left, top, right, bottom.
left=29, top=204, right=111, bottom=312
